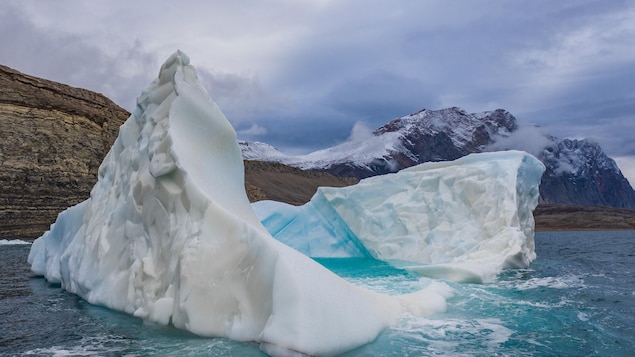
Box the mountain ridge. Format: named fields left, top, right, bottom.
left=2, top=63, right=633, bottom=239
left=240, top=107, right=635, bottom=209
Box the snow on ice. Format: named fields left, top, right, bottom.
left=28, top=51, right=452, bottom=356
left=254, top=151, right=545, bottom=283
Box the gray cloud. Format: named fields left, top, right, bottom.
left=0, top=4, right=158, bottom=111
left=519, top=60, right=635, bottom=157
left=197, top=69, right=281, bottom=125
left=1, top=0, right=633, bottom=172
left=322, top=70, right=439, bottom=126
left=248, top=1, right=634, bottom=157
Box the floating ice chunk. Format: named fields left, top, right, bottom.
left=255, top=150, right=545, bottom=283
left=28, top=51, right=447, bottom=356
left=0, top=239, right=32, bottom=245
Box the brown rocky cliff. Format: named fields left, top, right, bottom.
left=0, top=65, right=130, bottom=240
left=244, top=160, right=358, bottom=205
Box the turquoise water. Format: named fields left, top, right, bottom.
left=2, top=230, right=634, bottom=356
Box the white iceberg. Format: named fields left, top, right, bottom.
left=28, top=51, right=449, bottom=356
left=254, top=151, right=545, bottom=283
left=0, top=239, right=31, bottom=245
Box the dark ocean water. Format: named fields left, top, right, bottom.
left=1, top=230, right=634, bottom=356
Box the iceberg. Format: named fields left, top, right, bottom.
left=28, top=51, right=449, bottom=356
left=254, top=151, right=545, bottom=283
left=0, top=239, right=31, bottom=245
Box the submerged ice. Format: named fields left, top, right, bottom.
left=254, top=151, right=545, bottom=283
left=28, top=51, right=452, bottom=356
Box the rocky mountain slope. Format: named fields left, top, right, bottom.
left=241, top=107, right=635, bottom=209
left=0, top=65, right=130, bottom=239
left=244, top=160, right=358, bottom=205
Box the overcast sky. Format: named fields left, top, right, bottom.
left=2, top=1, right=634, bottom=183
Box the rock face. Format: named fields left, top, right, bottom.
left=539, top=139, right=635, bottom=208
left=0, top=65, right=130, bottom=240
left=244, top=160, right=358, bottom=205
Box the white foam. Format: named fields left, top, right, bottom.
left=499, top=275, right=586, bottom=291
left=24, top=335, right=129, bottom=356
left=393, top=317, right=513, bottom=352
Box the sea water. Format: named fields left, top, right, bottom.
left=1, top=231, right=634, bottom=356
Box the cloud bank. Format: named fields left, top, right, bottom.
left=0, top=0, right=633, bottom=182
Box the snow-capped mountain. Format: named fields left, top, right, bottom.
left=241, top=107, right=517, bottom=175
left=240, top=107, right=635, bottom=209
left=238, top=140, right=290, bottom=162
left=539, top=138, right=635, bottom=208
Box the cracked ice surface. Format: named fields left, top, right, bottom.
left=254, top=151, right=545, bottom=283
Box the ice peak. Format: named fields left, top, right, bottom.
left=157, top=50, right=190, bottom=84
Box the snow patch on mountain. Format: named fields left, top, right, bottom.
left=299, top=131, right=405, bottom=170
left=542, top=138, right=620, bottom=175
left=238, top=140, right=287, bottom=161
left=240, top=129, right=405, bottom=171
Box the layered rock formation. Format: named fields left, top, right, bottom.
left=0, top=65, right=130, bottom=239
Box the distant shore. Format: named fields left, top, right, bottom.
left=534, top=204, right=635, bottom=231
left=4, top=204, right=633, bottom=244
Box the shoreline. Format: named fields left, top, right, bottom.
left=4, top=204, right=634, bottom=243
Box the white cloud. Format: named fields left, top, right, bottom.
left=486, top=122, right=552, bottom=157
left=198, top=69, right=280, bottom=124
left=238, top=124, right=268, bottom=136
left=615, top=156, right=635, bottom=188
left=508, top=4, right=635, bottom=112
left=348, top=121, right=374, bottom=142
